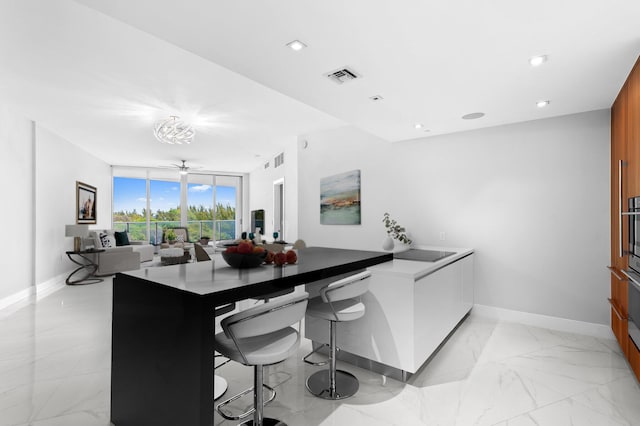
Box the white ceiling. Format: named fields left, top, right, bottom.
left=1, top=0, right=639, bottom=173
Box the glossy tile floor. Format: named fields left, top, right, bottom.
left=2, top=279, right=640, bottom=425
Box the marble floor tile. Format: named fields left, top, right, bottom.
left=409, top=314, right=498, bottom=387
left=570, top=376, right=640, bottom=426
left=474, top=321, right=584, bottom=365
left=1, top=279, right=639, bottom=426
left=497, top=398, right=627, bottom=426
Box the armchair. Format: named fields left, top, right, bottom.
left=161, top=227, right=192, bottom=248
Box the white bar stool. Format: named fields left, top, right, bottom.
left=215, top=292, right=309, bottom=426
left=304, top=271, right=371, bottom=400
left=214, top=302, right=236, bottom=401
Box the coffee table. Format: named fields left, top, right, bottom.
left=159, top=247, right=191, bottom=265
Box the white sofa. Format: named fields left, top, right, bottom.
left=86, top=230, right=154, bottom=275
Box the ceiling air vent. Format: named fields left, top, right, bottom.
left=264, top=161, right=270, bottom=169
left=326, top=67, right=361, bottom=84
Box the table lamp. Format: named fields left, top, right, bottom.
left=66, top=224, right=89, bottom=252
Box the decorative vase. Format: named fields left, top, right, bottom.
left=382, top=236, right=394, bottom=251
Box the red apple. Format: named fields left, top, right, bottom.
left=237, top=242, right=253, bottom=254
left=225, top=246, right=238, bottom=254
left=264, top=251, right=275, bottom=264
left=285, top=250, right=297, bottom=264
left=274, top=252, right=286, bottom=266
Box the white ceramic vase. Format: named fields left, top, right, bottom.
left=382, top=236, right=394, bottom=251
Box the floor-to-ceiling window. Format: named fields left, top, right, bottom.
left=113, top=167, right=242, bottom=244
left=187, top=175, right=214, bottom=241
left=215, top=177, right=240, bottom=241
left=113, top=176, right=147, bottom=240
left=187, top=174, right=240, bottom=242
left=149, top=177, right=181, bottom=244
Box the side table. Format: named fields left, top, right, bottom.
left=65, top=249, right=105, bottom=285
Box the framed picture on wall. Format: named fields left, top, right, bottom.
left=320, top=169, right=361, bottom=225
left=76, top=181, right=97, bottom=224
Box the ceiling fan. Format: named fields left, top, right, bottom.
left=161, top=160, right=201, bottom=175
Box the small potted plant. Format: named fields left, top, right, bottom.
left=382, top=212, right=412, bottom=250
left=165, top=229, right=177, bottom=245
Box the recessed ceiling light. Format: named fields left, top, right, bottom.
left=462, top=112, right=485, bottom=120
left=414, top=123, right=423, bottom=129
left=536, top=100, right=550, bottom=108
left=529, top=55, right=548, bottom=67
left=286, top=40, right=307, bottom=51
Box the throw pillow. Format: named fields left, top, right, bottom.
left=99, top=232, right=114, bottom=248
left=114, top=231, right=130, bottom=246
left=176, top=234, right=185, bottom=243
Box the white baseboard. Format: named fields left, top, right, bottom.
left=472, top=304, right=615, bottom=340
left=35, top=274, right=67, bottom=301
left=0, top=287, right=34, bottom=312
left=0, top=273, right=67, bottom=315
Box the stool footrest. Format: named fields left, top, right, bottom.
left=302, top=343, right=330, bottom=366
left=216, top=384, right=276, bottom=421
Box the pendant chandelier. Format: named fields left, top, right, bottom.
left=153, top=116, right=195, bottom=145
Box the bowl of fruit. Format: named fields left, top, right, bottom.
left=221, top=241, right=267, bottom=268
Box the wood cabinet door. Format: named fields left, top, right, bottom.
left=611, top=305, right=627, bottom=356
left=627, top=335, right=640, bottom=380
left=612, top=87, right=628, bottom=270
left=627, top=62, right=640, bottom=201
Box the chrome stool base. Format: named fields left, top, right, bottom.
left=214, top=375, right=228, bottom=400
left=239, top=418, right=286, bottom=426
left=306, top=369, right=359, bottom=400
left=216, top=383, right=275, bottom=420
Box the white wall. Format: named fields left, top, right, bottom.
left=297, top=126, right=392, bottom=248
left=0, top=104, right=35, bottom=301
left=248, top=138, right=299, bottom=242
left=0, top=106, right=111, bottom=305
left=34, top=126, right=111, bottom=285
left=298, top=110, right=610, bottom=325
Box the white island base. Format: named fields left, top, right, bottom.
left=304, top=247, right=474, bottom=381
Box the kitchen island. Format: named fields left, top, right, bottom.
left=110, top=247, right=392, bottom=426
left=305, top=246, right=474, bottom=381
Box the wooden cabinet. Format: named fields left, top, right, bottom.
left=611, top=55, right=640, bottom=380
left=628, top=335, right=640, bottom=379
left=628, top=62, right=640, bottom=200
left=611, top=88, right=628, bottom=271
left=609, top=271, right=628, bottom=356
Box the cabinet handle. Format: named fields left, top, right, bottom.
left=607, top=298, right=627, bottom=320
left=607, top=266, right=625, bottom=281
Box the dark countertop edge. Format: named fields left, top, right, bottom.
left=209, top=251, right=393, bottom=306
left=115, top=251, right=393, bottom=307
